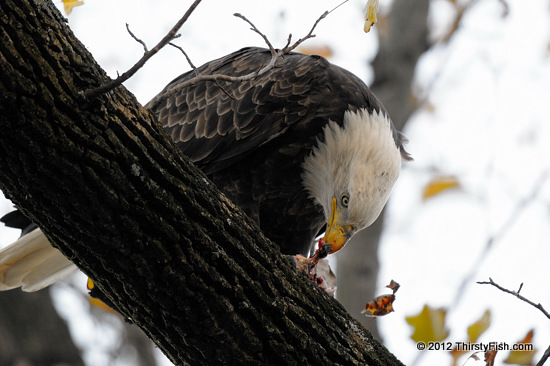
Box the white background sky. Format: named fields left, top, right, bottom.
left=1, top=0, right=550, bottom=365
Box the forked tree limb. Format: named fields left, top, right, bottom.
left=84, top=0, right=202, bottom=99
left=477, top=278, right=550, bottom=320
left=477, top=278, right=550, bottom=366
left=146, top=10, right=328, bottom=111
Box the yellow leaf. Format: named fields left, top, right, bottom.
left=406, top=305, right=449, bottom=343
left=504, top=330, right=536, bottom=365
left=62, top=0, right=84, bottom=15
left=450, top=310, right=491, bottom=366
left=467, top=309, right=491, bottom=343
left=363, top=0, right=379, bottom=33
left=422, top=175, right=459, bottom=199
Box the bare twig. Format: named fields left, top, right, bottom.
left=477, top=278, right=550, bottom=320
left=537, top=345, right=550, bottom=366
left=126, top=23, right=148, bottom=52
left=146, top=9, right=331, bottom=110
left=281, top=10, right=328, bottom=53
left=85, top=0, right=337, bottom=104
left=233, top=13, right=276, bottom=55
left=84, top=0, right=203, bottom=99
left=284, top=0, right=350, bottom=53
left=477, top=278, right=550, bottom=366
left=329, top=0, right=350, bottom=14
left=169, top=42, right=199, bottom=76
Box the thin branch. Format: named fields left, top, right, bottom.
left=146, top=9, right=331, bottom=110
left=477, top=278, right=550, bottom=320
left=283, top=33, right=293, bottom=50
left=282, top=10, right=328, bottom=53
left=84, top=0, right=203, bottom=99
left=84, top=0, right=342, bottom=103
left=329, top=0, right=350, bottom=14
left=169, top=42, right=199, bottom=77
left=233, top=13, right=276, bottom=55
left=536, top=345, right=550, bottom=366
left=477, top=278, right=550, bottom=366
left=126, top=23, right=148, bottom=52
left=280, top=0, right=347, bottom=53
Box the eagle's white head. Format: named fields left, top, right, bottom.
left=302, top=108, right=402, bottom=253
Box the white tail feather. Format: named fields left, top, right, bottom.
left=0, top=228, right=77, bottom=292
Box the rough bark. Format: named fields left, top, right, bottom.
left=0, top=1, right=404, bottom=365
left=337, top=0, right=430, bottom=336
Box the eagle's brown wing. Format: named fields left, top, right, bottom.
left=147, top=47, right=397, bottom=175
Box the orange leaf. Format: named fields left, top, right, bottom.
left=422, top=176, right=459, bottom=199
left=485, top=349, right=498, bottom=366
left=297, top=45, right=333, bottom=58
left=503, top=330, right=536, bottom=365
left=406, top=305, right=449, bottom=343
left=62, top=0, right=84, bottom=15
left=386, top=279, right=400, bottom=293
left=361, top=280, right=399, bottom=317
left=450, top=345, right=469, bottom=366
left=361, top=294, right=395, bottom=317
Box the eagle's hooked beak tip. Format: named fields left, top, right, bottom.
left=323, top=197, right=353, bottom=254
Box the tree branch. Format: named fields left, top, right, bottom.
left=83, top=0, right=202, bottom=99
left=477, top=278, right=550, bottom=366
left=0, top=1, right=403, bottom=365
left=233, top=13, right=276, bottom=54
left=126, top=23, right=150, bottom=52
left=84, top=2, right=329, bottom=105
left=536, top=345, right=550, bottom=366
left=477, top=278, right=550, bottom=320
left=169, top=42, right=199, bottom=76
left=280, top=10, right=327, bottom=53
left=145, top=10, right=328, bottom=111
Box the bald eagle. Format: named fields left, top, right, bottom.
left=0, top=47, right=409, bottom=291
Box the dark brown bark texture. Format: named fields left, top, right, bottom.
left=0, top=1, right=404, bottom=365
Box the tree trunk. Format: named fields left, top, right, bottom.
left=337, top=0, right=430, bottom=336
left=0, top=289, right=84, bottom=366
left=0, top=1, right=404, bottom=365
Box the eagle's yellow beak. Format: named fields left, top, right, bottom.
left=323, top=198, right=354, bottom=253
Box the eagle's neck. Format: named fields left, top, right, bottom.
left=301, top=108, right=402, bottom=228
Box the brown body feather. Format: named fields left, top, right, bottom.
left=0, top=47, right=408, bottom=292
left=150, top=47, right=407, bottom=255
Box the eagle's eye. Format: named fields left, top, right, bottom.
left=341, top=194, right=350, bottom=208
